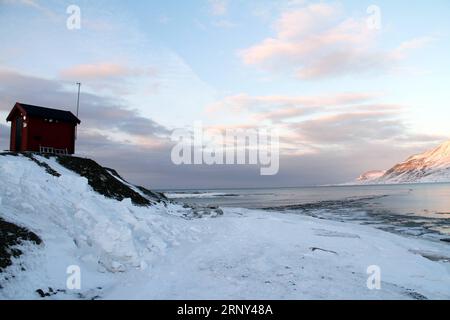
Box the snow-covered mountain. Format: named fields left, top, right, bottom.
left=358, top=140, right=450, bottom=184
left=357, top=170, right=386, bottom=182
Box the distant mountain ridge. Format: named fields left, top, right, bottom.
left=357, top=140, right=450, bottom=184
left=357, top=170, right=386, bottom=182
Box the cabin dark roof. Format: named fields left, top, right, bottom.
left=7, top=103, right=81, bottom=124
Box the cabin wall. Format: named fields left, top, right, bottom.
left=26, top=117, right=76, bottom=154
left=9, top=118, right=16, bottom=151
left=9, top=112, right=28, bottom=152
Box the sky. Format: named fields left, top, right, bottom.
left=0, top=0, right=449, bottom=189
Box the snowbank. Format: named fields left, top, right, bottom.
left=1, top=154, right=450, bottom=299
left=0, top=154, right=198, bottom=298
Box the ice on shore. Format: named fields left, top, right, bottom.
left=1, top=154, right=450, bottom=300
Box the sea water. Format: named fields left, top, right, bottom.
left=163, top=183, right=450, bottom=240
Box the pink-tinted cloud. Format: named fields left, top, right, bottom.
left=253, top=107, right=305, bottom=122
left=201, top=90, right=430, bottom=157
left=208, top=0, right=228, bottom=16
left=60, top=63, right=157, bottom=80
left=275, top=3, right=340, bottom=40
left=206, top=92, right=376, bottom=114
left=392, top=36, right=435, bottom=59
left=240, top=3, right=432, bottom=79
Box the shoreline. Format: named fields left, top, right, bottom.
left=1, top=154, right=450, bottom=300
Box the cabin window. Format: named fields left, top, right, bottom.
left=23, top=123, right=27, bottom=128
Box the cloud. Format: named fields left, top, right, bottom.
left=0, top=69, right=183, bottom=187
left=0, top=0, right=57, bottom=18
left=203, top=91, right=445, bottom=162
left=206, top=92, right=376, bottom=114
left=60, top=63, right=157, bottom=81
left=212, top=19, right=236, bottom=28
left=79, top=102, right=169, bottom=138
left=290, top=110, right=405, bottom=145
left=0, top=69, right=168, bottom=141
left=0, top=70, right=445, bottom=188
left=275, top=3, right=339, bottom=39
left=253, top=107, right=305, bottom=122
left=280, top=108, right=446, bottom=160
left=58, top=62, right=160, bottom=97
left=204, top=93, right=413, bottom=157
left=393, top=36, right=435, bottom=59
left=208, top=0, right=228, bottom=16
left=252, top=103, right=402, bottom=123
left=240, top=3, right=432, bottom=79
left=207, top=0, right=236, bottom=29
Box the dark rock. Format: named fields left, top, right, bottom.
left=136, top=186, right=168, bottom=202
left=35, top=287, right=66, bottom=298
left=1, top=152, right=168, bottom=207
left=22, top=153, right=61, bottom=177
left=310, top=247, right=338, bottom=255
left=405, top=289, right=428, bottom=300
left=56, top=156, right=153, bottom=206
left=35, top=289, right=46, bottom=298
left=0, top=152, right=19, bottom=157
left=0, top=217, right=42, bottom=272
left=183, top=204, right=224, bottom=218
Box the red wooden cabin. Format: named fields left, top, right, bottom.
left=6, top=102, right=81, bottom=154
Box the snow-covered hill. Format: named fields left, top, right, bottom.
left=1, top=153, right=450, bottom=299
left=357, top=140, right=450, bottom=184
left=357, top=170, right=386, bottom=183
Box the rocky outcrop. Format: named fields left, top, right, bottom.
left=56, top=156, right=165, bottom=206
left=0, top=218, right=42, bottom=273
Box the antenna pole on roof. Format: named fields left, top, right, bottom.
left=76, top=82, right=81, bottom=118
left=75, top=82, right=81, bottom=142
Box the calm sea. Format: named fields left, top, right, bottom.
left=163, top=184, right=450, bottom=240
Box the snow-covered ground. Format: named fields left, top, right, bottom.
left=1, top=154, right=450, bottom=300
